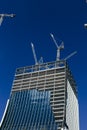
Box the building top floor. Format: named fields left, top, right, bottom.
left=15, top=60, right=66, bottom=75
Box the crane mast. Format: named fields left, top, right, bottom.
left=50, top=33, right=64, bottom=61
left=31, top=43, right=38, bottom=65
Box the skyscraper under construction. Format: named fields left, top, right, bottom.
left=0, top=36, right=80, bottom=130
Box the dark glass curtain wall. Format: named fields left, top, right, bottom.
left=0, top=89, right=58, bottom=130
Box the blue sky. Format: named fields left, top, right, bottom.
left=0, top=0, right=87, bottom=129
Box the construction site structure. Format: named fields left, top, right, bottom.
left=0, top=35, right=80, bottom=130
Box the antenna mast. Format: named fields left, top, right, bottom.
left=50, top=33, right=64, bottom=61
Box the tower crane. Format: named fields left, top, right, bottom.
left=50, top=33, right=64, bottom=61
left=31, top=43, right=38, bottom=65
left=0, top=14, right=16, bottom=26
left=31, top=43, right=43, bottom=65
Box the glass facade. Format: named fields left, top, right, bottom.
left=0, top=89, right=58, bottom=130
